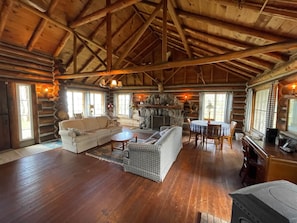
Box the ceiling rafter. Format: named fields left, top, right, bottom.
left=0, top=0, right=13, bottom=38
left=167, top=0, right=192, bottom=58
left=152, top=24, right=272, bottom=72
left=70, top=0, right=141, bottom=28
left=114, top=1, right=163, bottom=68
left=56, top=40, right=297, bottom=80
left=142, top=9, right=288, bottom=62
left=141, top=1, right=289, bottom=42
left=27, top=0, right=59, bottom=51
left=191, top=47, right=255, bottom=79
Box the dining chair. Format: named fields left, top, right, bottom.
left=222, top=121, right=237, bottom=149
left=203, top=124, right=222, bottom=149
left=187, top=118, right=201, bottom=144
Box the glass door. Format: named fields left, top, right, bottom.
left=16, top=84, right=34, bottom=141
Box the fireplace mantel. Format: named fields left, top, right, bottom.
left=138, top=104, right=182, bottom=109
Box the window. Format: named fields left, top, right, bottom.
left=17, top=84, right=33, bottom=140
left=201, top=92, right=232, bottom=122
left=66, top=90, right=105, bottom=118
left=253, top=89, right=269, bottom=134
left=117, top=94, right=131, bottom=117
left=67, top=91, right=84, bottom=118
left=288, top=98, right=297, bottom=134
left=89, top=92, right=105, bottom=116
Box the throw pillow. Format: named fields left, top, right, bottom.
left=107, top=120, right=115, bottom=127
left=68, top=128, right=86, bottom=136
left=150, top=131, right=161, bottom=139
left=144, top=138, right=157, bottom=144
left=68, top=128, right=76, bottom=137
left=159, top=128, right=169, bottom=136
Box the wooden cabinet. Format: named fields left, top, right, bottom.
left=243, top=136, right=297, bottom=184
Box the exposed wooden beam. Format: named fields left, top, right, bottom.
left=162, top=0, right=168, bottom=62
left=217, top=63, right=250, bottom=80
left=188, top=38, right=273, bottom=71
left=106, top=0, right=112, bottom=72
left=191, top=51, right=253, bottom=79
left=167, top=0, right=192, bottom=58
left=27, top=0, right=59, bottom=51
left=0, top=0, right=13, bottom=38
left=141, top=1, right=288, bottom=42
left=249, top=58, right=297, bottom=87
left=73, top=32, right=106, bottom=68
left=163, top=67, right=182, bottom=84
left=154, top=26, right=273, bottom=72
left=70, top=0, right=141, bottom=28
left=114, top=1, right=163, bottom=68
left=150, top=12, right=287, bottom=63
left=56, top=40, right=297, bottom=79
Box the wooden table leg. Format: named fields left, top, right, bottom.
left=195, top=133, right=198, bottom=147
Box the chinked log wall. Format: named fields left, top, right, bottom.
left=0, top=42, right=58, bottom=145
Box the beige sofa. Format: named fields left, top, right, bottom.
left=58, top=116, right=122, bottom=153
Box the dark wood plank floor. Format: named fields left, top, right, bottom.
left=0, top=136, right=244, bottom=223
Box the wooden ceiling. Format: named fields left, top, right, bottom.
left=1, top=0, right=297, bottom=88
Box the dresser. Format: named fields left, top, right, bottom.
left=242, top=135, right=297, bottom=184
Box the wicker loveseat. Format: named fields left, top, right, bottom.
left=123, top=126, right=183, bottom=182
left=59, top=116, right=122, bottom=153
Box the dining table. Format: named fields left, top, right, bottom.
left=190, top=120, right=231, bottom=149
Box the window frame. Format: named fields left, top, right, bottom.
left=250, top=83, right=278, bottom=136
left=200, top=92, right=233, bottom=123
left=66, top=89, right=105, bottom=118
left=116, top=93, right=131, bottom=118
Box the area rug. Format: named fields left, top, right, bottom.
left=0, top=140, right=62, bottom=165
left=197, top=212, right=229, bottom=223
left=85, top=129, right=155, bottom=165
left=86, top=144, right=124, bottom=166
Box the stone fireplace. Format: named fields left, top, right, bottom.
left=138, top=94, right=183, bottom=130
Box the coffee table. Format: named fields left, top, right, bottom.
left=111, top=131, right=137, bottom=151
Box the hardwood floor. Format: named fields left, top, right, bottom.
left=0, top=136, right=244, bottom=223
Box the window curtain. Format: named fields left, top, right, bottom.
left=226, top=92, right=233, bottom=123
left=129, top=93, right=133, bottom=119
left=113, top=92, right=118, bottom=117
left=266, top=81, right=278, bottom=129
left=244, top=88, right=253, bottom=132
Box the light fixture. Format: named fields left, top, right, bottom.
left=292, top=84, right=297, bottom=96
left=99, top=79, right=122, bottom=89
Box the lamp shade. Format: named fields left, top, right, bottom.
left=110, top=80, right=117, bottom=88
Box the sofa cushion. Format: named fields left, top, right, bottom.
left=60, top=119, right=85, bottom=131
left=96, top=116, right=109, bottom=128
left=68, top=128, right=86, bottom=136
left=83, top=118, right=100, bottom=131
